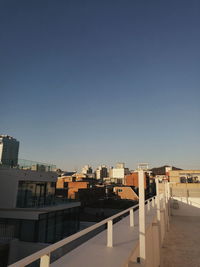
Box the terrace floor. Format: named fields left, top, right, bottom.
left=161, top=215, right=200, bottom=267
left=51, top=207, right=156, bottom=267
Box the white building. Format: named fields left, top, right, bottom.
left=81, top=165, right=93, bottom=175
left=96, top=165, right=108, bottom=180
left=0, top=135, right=19, bottom=167
left=109, top=163, right=130, bottom=184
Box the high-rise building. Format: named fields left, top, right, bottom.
left=0, top=135, right=19, bottom=167
left=96, top=165, right=108, bottom=180
left=81, top=164, right=93, bottom=175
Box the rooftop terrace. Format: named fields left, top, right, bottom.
left=7, top=173, right=200, bottom=267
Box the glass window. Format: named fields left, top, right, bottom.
left=46, top=212, right=55, bottom=243
left=16, top=181, right=56, bottom=208
left=20, top=220, right=36, bottom=242
left=55, top=211, right=63, bottom=241
left=38, top=214, right=47, bottom=243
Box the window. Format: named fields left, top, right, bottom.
left=16, top=181, right=56, bottom=208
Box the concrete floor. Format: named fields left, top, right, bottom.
left=161, top=216, right=200, bottom=267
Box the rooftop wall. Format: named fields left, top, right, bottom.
left=0, top=169, right=57, bottom=209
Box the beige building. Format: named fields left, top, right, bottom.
left=169, top=170, right=200, bottom=183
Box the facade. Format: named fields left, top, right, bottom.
left=0, top=135, right=19, bottom=167
left=109, top=163, right=130, bottom=184
left=96, top=165, right=108, bottom=180
left=169, top=170, right=200, bottom=183
left=125, top=172, right=147, bottom=189
left=81, top=165, right=93, bottom=175
left=68, top=181, right=89, bottom=199
left=56, top=178, right=105, bottom=205
left=113, top=186, right=138, bottom=201
left=0, top=168, right=80, bottom=265
left=0, top=168, right=58, bottom=209
left=56, top=179, right=89, bottom=199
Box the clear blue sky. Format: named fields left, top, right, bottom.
left=1, top=0, right=200, bottom=170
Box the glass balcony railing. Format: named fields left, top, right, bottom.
left=18, top=159, right=56, bottom=172
left=0, top=158, right=56, bottom=172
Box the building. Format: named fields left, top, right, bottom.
left=113, top=186, right=138, bottom=201
left=96, top=165, right=108, bottom=181
left=56, top=177, right=105, bottom=206
left=125, top=171, right=156, bottom=198
left=0, top=135, right=19, bottom=167
left=57, top=179, right=89, bottom=199
left=150, top=165, right=181, bottom=176
left=109, top=163, right=130, bottom=184
left=169, top=169, right=200, bottom=183
left=125, top=172, right=147, bottom=189
left=81, top=165, right=93, bottom=175
left=0, top=167, right=80, bottom=266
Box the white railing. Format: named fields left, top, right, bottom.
left=8, top=196, right=156, bottom=267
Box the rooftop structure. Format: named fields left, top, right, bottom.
left=137, top=163, right=149, bottom=171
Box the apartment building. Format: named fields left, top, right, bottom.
left=0, top=168, right=80, bottom=266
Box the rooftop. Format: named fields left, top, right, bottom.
left=161, top=215, right=200, bottom=267
left=7, top=179, right=200, bottom=267
left=51, top=207, right=156, bottom=267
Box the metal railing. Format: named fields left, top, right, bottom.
left=8, top=196, right=156, bottom=267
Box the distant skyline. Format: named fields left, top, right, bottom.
left=1, top=1, right=200, bottom=170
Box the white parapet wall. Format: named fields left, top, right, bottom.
left=171, top=197, right=200, bottom=217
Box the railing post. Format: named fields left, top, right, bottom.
left=107, top=220, right=113, bottom=247
left=167, top=182, right=171, bottom=216
left=139, top=170, right=146, bottom=266
left=156, top=179, right=162, bottom=250
left=147, top=200, right=150, bottom=212
left=164, top=181, right=170, bottom=231
left=130, top=208, right=134, bottom=227
left=40, top=254, right=50, bottom=267
left=152, top=197, right=155, bottom=207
